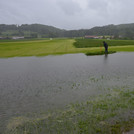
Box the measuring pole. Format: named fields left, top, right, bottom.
left=100, top=44, right=102, bottom=52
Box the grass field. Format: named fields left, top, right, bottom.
left=0, top=39, right=83, bottom=57
left=1, top=38, right=134, bottom=57
left=74, top=39, right=134, bottom=48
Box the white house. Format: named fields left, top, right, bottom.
left=12, top=36, right=24, bottom=40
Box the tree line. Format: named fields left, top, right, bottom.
left=0, top=23, right=134, bottom=39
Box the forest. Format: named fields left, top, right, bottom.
left=1, top=23, right=134, bottom=39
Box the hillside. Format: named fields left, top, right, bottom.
left=82, top=23, right=134, bottom=39
left=1, top=23, right=134, bottom=39
left=0, top=24, right=66, bottom=38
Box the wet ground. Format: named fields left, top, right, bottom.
left=0, top=52, right=134, bottom=133
left=123, top=129, right=134, bottom=134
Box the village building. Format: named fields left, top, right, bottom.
left=12, top=36, right=24, bottom=39
left=84, top=35, right=103, bottom=39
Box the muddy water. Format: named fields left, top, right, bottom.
left=0, top=52, right=134, bottom=133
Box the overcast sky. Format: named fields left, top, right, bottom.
left=0, top=0, right=134, bottom=30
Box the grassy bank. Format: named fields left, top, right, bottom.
left=1, top=38, right=134, bottom=57
left=86, top=51, right=116, bottom=56
left=6, top=88, right=134, bottom=134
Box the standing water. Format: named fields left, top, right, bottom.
left=0, top=52, right=134, bottom=133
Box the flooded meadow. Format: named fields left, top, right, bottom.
left=0, top=52, right=134, bottom=133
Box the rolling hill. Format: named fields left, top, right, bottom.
left=0, top=23, right=134, bottom=39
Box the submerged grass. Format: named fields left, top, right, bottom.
left=6, top=88, right=134, bottom=134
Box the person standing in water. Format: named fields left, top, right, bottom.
left=103, top=41, right=108, bottom=54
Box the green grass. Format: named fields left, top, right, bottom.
left=1, top=38, right=134, bottom=57
left=74, top=39, right=134, bottom=48
left=6, top=88, right=134, bottom=134
left=0, top=39, right=76, bottom=57
left=0, top=38, right=48, bottom=42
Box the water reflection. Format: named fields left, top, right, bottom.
left=103, top=54, right=108, bottom=64
left=104, top=54, right=108, bottom=59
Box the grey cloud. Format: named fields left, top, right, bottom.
left=57, top=0, right=82, bottom=15
left=88, top=0, right=112, bottom=17
left=0, top=0, right=134, bottom=29
left=88, top=0, right=108, bottom=11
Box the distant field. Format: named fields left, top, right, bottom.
left=1, top=38, right=134, bottom=57
left=0, top=38, right=47, bottom=42
left=74, top=39, right=134, bottom=48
